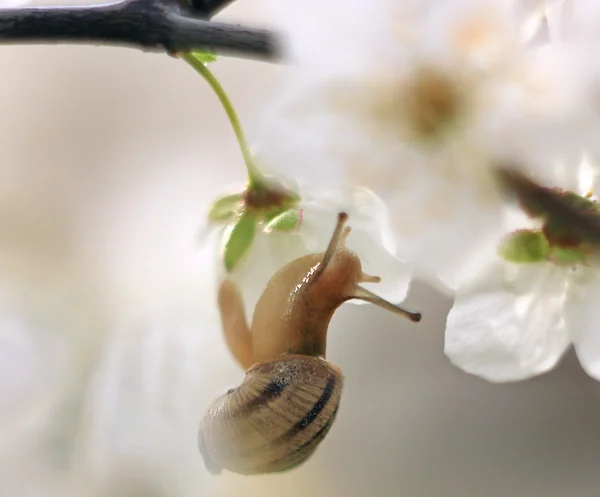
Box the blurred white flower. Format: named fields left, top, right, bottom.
left=259, top=0, right=592, bottom=289
left=209, top=182, right=414, bottom=317
left=445, top=161, right=600, bottom=382
left=65, top=311, right=225, bottom=497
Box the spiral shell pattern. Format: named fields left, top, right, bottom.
left=198, top=354, right=344, bottom=475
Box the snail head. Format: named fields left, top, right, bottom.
left=309, top=212, right=421, bottom=323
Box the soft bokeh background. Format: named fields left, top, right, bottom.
left=1, top=1, right=600, bottom=496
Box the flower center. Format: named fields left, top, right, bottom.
left=402, top=67, right=464, bottom=142
left=499, top=189, right=600, bottom=267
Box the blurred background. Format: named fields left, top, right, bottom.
left=0, top=1, right=600, bottom=496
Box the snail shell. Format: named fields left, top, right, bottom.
left=199, top=354, right=343, bottom=475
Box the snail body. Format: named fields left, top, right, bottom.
left=200, top=213, right=421, bottom=476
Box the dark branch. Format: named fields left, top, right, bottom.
left=0, top=0, right=281, bottom=61
left=183, top=0, right=236, bottom=17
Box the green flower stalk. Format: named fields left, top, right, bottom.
left=182, top=52, right=301, bottom=271
left=181, top=52, right=266, bottom=190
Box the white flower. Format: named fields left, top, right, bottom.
left=65, top=311, right=223, bottom=497
left=259, top=0, right=592, bottom=289
left=211, top=183, right=414, bottom=317
left=445, top=161, right=600, bottom=381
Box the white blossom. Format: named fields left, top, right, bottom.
left=259, top=0, right=592, bottom=289
left=209, top=183, right=414, bottom=317
left=445, top=161, right=600, bottom=381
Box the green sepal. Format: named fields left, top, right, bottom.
left=222, top=213, right=256, bottom=272
left=498, top=230, right=549, bottom=263
left=547, top=247, right=587, bottom=266
left=191, top=52, right=218, bottom=65
left=280, top=187, right=301, bottom=206
left=560, top=191, right=598, bottom=212
left=263, top=209, right=302, bottom=233
left=208, top=193, right=242, bottom=222
left=542, top=191, right=600, bottom=246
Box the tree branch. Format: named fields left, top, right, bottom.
left=0, top=0, right=281, bottom=61
left=183, top=0, right=236, bottom=18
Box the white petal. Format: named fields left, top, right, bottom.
left=378, top=146, right=507, bottom=290
left=555, top=0, right=600, bottom=41
left=69, top=314, right=221, bottom=496
left=0, top=310, right=66, bottom=438
left=255, top=81, right=368, bottom=189
left=563, top=269, right=600, bottom=381
left=445, top=260, right=571, bottom=382
left=481, top=45, right=593, bottom=180
left=269, top=0, right=423, bottom=76
left=422, top=0, right=524, bottom=68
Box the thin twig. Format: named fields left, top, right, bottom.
left=0, top=0, right=280, bottom=61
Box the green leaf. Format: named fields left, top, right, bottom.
left=222, top=213, right=256, bottom=272
left=208, top=193, right=242, bottom=222
left=263, top=209, right=302, bottom=233
left=498, top=230, right=549, bottom=263
left=191, top=52, right=218, bottom=65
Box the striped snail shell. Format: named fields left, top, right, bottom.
left=200, top=212, right=421, bottom=476
left=198, top=354, right=342, bottom=475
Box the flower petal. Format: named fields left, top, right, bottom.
left=0, top=310, right=66, bottom=437
left=445, top=260, right=571, bottom=382
left=270, top=0, right=418, bottom=77
left=563, top=269, right=600, bottom=380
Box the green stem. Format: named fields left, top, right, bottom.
left=182, top=53, right=266, bottom=189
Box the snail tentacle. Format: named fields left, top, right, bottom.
left=350, top=285, right=422, bottom=323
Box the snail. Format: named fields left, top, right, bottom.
left=199, top=212, right=421, bottom=476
